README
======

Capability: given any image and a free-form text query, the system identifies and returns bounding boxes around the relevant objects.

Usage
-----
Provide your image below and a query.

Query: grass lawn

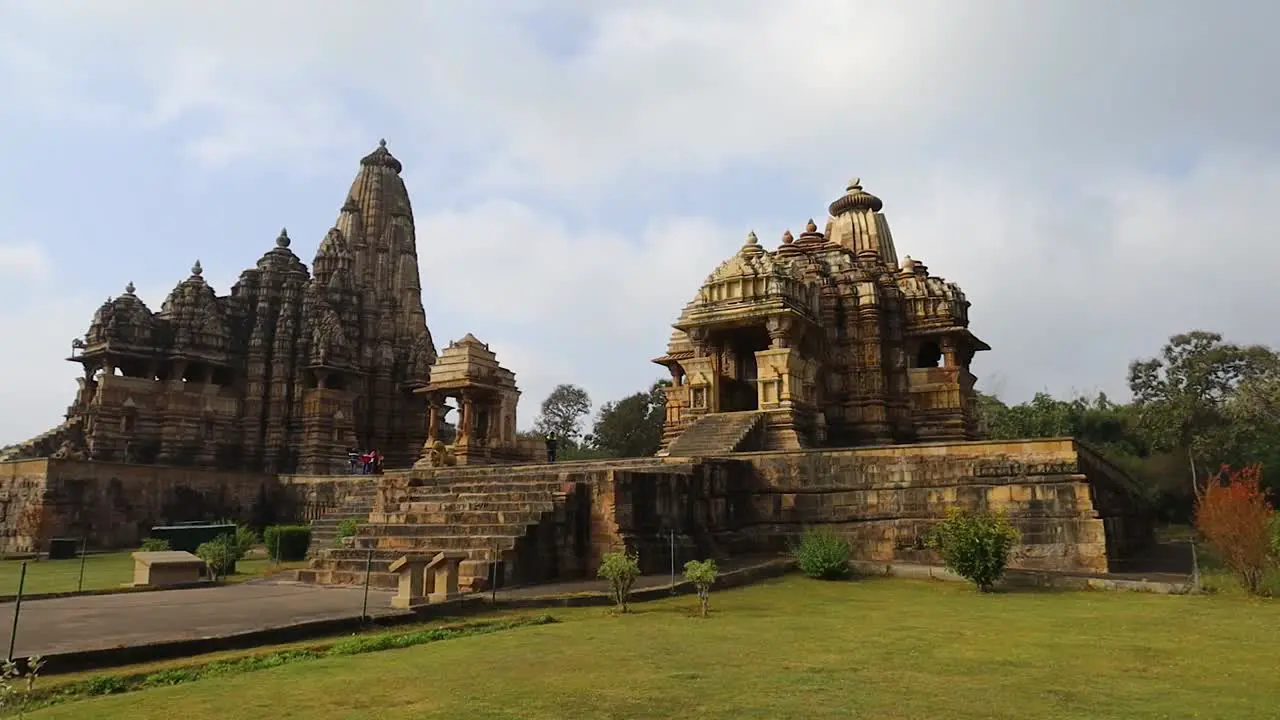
[0,551,305,595]
[22,575,1280,720]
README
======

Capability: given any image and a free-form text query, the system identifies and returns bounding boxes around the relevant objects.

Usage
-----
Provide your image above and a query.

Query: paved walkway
[0,582,398,658]
[0,555,786,660]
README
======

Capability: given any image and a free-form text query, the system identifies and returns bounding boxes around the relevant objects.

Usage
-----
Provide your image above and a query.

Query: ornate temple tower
[3,141,438,473]
[654,178,989,454]
[327,140,437,467]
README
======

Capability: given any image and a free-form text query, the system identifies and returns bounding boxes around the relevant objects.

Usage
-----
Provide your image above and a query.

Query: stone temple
[655,178,987,456]
[2,140,438,473]
[0,144,1156,592]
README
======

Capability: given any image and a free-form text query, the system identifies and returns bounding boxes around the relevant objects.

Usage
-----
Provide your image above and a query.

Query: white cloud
[0,243,51,282]
[1,0,1278,444]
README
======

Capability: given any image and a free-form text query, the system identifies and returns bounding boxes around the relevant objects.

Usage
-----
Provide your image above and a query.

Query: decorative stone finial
[379,138,387,148]
[829,177,883,215]
[782,230,794,244]
[746,231,758,246]
[806,219,818,233]
[277,228,291,248]
[191,259,203,277]
[125,281,135,295]
[361,138,403,174]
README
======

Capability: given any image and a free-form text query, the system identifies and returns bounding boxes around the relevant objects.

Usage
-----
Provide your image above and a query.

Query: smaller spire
[379,138,387,148]
[806,219,818,233]
[277,228,291,248]
[782,230,794,244]
[746,231,758,246]
[125,281,135,295]
[191,259,203,277]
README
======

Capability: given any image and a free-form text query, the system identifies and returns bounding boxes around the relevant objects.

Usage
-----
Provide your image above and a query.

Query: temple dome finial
[125,281,135,295]
[829,176,883,216]
[191,259,203,277]
[277,228,290,248]
[360,139,402,174]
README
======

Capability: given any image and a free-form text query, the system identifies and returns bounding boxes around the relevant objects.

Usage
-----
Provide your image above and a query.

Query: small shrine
[414,334,533,467]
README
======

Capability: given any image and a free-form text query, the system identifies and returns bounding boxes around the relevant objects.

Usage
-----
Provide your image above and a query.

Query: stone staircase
[665,411,764,457]
[305,479,388,556]
[297,458,683,591]
[0,417,83,461]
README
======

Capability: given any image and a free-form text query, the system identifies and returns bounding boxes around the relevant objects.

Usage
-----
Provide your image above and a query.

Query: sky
[1,0,1278,445]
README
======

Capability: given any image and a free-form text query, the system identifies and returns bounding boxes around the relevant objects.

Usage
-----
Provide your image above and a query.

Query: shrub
[231,526,259,558]
[335,518,359,545]
[196,537,237,579]
[791,529,852,580]
[683,559,719,618]
[0,654,43,717]
[1195,463,1276,596]
[265,525,312,562]
[597,550,641,613]
[927,508,1019,592]
[139,538,171,552]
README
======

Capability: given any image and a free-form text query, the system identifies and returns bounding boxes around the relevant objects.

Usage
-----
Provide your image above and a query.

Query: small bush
[792,529,852,580]
[196,537,238,579]
[232,526,259,558]
[335,518,359,545]
[683,559,719,618]
[597,550,641,613]
[264,525,312,562]
[139,538,170,552]
[1196,463,1276,596]
[928,508,1019,592]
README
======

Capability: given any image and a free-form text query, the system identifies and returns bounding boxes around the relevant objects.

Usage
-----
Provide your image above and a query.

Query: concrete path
[0,581,398,658]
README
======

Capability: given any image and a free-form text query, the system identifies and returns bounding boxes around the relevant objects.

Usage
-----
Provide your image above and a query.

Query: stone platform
[298,437,1153,592]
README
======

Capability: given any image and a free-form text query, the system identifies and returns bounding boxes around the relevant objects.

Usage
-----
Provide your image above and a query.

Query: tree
[588,380,669,458]
[597,550,641,613]
[1128,331,1279,493]
[683,559,719,617]
[533,384,592,446]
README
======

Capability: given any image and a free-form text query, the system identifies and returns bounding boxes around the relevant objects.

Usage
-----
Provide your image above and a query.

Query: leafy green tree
[1128,331,1279,493]
[683,559,719,617]
[533,384,592,447]
[588,380,669,458]
[597,550,642,613]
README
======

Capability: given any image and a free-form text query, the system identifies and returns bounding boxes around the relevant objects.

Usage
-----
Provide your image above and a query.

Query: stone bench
[388,551,468,609]
[131,550,206,588]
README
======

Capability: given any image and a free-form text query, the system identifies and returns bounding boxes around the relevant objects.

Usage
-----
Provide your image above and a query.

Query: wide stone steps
[369,509,548,525]
[350,534,524,552]
[666,411,762,457]
[355,522,530,538]
[401,490,563,504]
[408,457,674,480]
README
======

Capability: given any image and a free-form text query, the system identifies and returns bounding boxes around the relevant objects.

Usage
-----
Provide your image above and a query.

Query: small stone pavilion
[414,335,538,467]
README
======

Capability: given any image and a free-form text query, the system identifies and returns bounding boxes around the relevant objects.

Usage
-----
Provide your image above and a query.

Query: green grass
[0,551,305,596]
[19,575,1280,720]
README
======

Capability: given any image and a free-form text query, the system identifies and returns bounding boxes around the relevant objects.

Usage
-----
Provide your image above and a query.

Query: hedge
[264,525,312,562]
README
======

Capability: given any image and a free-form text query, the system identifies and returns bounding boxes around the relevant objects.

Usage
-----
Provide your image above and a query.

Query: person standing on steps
[545,431,558,463]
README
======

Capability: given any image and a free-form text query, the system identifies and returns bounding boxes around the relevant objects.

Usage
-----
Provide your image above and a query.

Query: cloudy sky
[0,0,1276,445]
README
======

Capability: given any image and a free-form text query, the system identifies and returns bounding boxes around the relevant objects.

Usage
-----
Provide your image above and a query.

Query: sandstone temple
[3,140,438,473]
[0,145,1157,593]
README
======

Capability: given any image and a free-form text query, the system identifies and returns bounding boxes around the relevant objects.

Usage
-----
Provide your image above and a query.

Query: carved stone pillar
[426,397,441,444]
[458,393,474,445]
[766,315,796,349]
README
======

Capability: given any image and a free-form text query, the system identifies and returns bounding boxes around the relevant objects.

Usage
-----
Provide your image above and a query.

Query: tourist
[373,449,384,475]
[360,450,374,475]
[347,447,360,474]
[545,431,558,463]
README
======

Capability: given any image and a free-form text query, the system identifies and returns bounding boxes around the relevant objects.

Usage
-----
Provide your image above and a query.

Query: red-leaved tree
[1194,463,1276,595]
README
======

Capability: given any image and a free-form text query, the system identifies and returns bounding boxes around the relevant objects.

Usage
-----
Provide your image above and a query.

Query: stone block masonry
[0,459,379,553]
